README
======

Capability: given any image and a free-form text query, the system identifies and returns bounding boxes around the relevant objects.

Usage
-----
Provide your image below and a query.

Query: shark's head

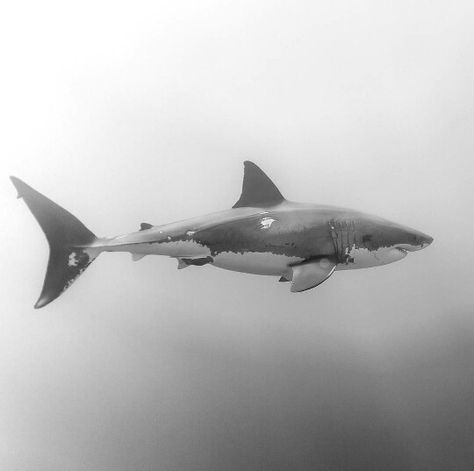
[336,214,434,269]
[370,220,433,264]
[357,215,433,253]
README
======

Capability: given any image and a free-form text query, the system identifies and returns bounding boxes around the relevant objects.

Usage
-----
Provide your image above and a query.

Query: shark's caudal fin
[10,177,100,309]
[233,161,285,208]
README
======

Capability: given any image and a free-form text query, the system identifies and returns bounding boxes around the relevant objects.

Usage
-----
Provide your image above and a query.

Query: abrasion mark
[260,217,276,230]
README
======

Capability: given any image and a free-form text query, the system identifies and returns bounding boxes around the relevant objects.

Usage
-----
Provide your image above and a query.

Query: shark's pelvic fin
[290,258,336,292]
[177,256,213,269]
[233,161,285,208]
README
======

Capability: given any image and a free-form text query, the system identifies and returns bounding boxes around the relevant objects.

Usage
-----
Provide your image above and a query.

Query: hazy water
[1,1,474,470]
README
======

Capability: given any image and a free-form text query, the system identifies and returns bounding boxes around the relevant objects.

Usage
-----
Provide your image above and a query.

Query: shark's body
[11,161,433,308]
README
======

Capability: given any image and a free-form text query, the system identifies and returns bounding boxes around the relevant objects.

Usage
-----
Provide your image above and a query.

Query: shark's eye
[362,234,372,243]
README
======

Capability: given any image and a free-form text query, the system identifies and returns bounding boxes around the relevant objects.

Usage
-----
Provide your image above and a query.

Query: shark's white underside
[118,240,408,276]
[212,251,304,276]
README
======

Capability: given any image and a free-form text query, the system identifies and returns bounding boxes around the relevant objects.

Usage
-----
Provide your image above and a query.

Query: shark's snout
[398,231,433,252]
[415,231,433,250]
[422,234,434,247]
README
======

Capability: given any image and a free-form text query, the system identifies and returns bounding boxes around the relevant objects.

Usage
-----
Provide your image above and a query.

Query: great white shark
[11,161,433,308]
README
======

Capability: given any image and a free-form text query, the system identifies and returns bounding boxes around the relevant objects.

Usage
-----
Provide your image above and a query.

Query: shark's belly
[212,251,304,276]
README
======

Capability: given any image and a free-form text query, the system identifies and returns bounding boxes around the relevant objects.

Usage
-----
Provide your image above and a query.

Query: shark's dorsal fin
[233,161,285,208]
[140,223,153,231]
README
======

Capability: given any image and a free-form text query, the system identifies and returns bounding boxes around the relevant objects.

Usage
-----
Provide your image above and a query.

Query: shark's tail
[10,177,101,309]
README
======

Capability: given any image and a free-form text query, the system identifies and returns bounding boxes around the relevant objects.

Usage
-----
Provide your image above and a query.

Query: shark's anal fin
[290,258,336,292]
[132,253,147,262]
[233,161,285,208]
[177,256,213,269]
[177,259,189,269]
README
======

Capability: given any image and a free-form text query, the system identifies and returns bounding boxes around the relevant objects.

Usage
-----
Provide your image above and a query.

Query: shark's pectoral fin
[290,258,336,292]
[177,256,213,269]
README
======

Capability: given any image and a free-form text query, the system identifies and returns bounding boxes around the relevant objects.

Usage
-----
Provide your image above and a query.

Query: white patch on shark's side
[212,251,303,276]
[260,217,276,230]
[336,246,407,270]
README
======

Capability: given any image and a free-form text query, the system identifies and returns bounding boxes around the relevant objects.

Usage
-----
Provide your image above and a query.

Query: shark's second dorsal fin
[140,223,153,231]
[233,161,285,208]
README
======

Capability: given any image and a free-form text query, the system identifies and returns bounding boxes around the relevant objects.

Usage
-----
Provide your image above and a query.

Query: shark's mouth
[396,247,408,254]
